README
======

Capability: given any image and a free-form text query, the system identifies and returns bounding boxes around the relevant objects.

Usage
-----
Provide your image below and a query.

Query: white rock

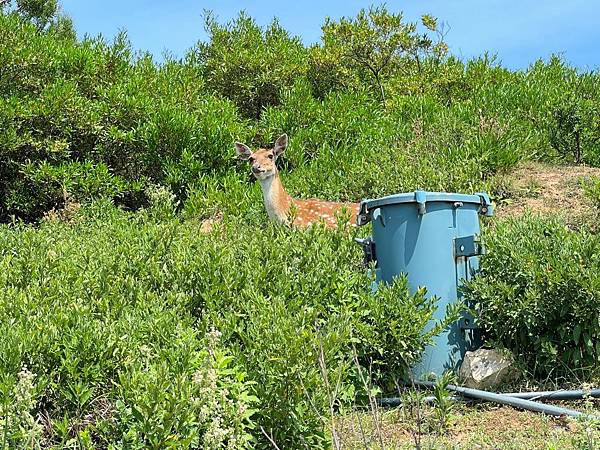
[459,348,519,390]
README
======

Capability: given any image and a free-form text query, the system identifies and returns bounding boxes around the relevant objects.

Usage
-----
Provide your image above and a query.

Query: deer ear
[235,142,252,160]
[273,134,288,158]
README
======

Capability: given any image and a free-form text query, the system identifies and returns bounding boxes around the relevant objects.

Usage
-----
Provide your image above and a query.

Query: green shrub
[549,95,600,164]
[0,12,253,221]
[0,209,259,447]
[0,367,44,447]
[310,6,447,104]
[307,43,358,100]
[583,176,600,208]
[112,329,256,449]
[172,219,450,446]
[191,12,307,119]
[0,203,454,447]
[1,0,60,30]
[463,216,600,377]
[260,85,384,169]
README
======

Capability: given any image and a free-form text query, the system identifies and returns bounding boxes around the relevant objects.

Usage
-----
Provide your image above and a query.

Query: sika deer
[235,134,359,228]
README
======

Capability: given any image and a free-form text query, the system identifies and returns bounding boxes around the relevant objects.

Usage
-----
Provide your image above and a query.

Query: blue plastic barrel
[356,190,493,379]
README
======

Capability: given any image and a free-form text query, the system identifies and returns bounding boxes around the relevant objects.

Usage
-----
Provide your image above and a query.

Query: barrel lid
[357,190,493,226]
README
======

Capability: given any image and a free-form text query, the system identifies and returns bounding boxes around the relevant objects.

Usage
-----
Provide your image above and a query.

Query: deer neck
[258,172,292,224]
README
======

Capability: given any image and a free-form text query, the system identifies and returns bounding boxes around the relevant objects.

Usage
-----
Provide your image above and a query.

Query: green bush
[466,55,600,163]
[0,203,455,447]
[111,330,257,449]
[0,12,252,221]
[549,95,600,164]
[583,176,600,208]
[191,12,307,119]
[463,216,600,376]
[1,0,60,30]
[3,6,600,223]
[309,6,448,104]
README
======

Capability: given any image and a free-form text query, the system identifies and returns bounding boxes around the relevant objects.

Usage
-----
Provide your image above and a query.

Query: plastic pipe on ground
[378,396,461,408]
[504,389,600,401]
[414,381,597,419]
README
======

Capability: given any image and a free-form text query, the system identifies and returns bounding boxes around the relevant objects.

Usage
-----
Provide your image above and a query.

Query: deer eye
[268,154,274,160]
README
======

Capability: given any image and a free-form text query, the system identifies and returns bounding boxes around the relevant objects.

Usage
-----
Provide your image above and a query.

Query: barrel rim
[357,190,493,226]
[360,190,488,208]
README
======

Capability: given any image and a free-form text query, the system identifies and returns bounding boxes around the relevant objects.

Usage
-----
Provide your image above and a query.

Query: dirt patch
[43,198,82,223]
[494,162,600,221]
[448,406,570,449]
[337,402,599,449]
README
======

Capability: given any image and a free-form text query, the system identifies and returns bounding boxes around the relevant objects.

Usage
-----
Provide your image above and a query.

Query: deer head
[235,134,288,181]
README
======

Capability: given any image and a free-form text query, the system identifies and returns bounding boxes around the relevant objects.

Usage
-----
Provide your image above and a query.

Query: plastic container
[356,190,493,379]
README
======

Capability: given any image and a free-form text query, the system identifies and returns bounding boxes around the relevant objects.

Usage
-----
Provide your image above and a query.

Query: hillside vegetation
[1,3,599,448]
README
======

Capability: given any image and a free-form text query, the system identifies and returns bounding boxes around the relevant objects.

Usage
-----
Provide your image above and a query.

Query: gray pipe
[504,389,600,401]
[380,389,600,406]
[414,381,597,419]
[378,395,461,407]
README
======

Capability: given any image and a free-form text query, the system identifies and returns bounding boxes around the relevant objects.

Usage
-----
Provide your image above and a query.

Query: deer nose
[252,166,264,174]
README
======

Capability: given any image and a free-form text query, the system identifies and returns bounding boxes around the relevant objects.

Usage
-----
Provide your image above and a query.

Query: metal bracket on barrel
[356,200,371,226]
[354,237,377,267]
[455,235,484,257]
[475,192,494,217]
[458,315,478,330]
[357,200,386,227]
[415,190,427,215]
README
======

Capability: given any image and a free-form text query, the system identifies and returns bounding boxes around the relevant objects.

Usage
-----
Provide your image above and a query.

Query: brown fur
[235,135,359,227]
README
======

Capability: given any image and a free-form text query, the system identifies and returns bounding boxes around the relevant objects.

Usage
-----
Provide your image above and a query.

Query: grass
[337,400,600,449]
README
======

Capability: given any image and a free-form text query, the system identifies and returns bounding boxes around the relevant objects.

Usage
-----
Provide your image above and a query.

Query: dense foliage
[464,216,600,378]
[1,6,599,223]
[1,2,600,447]
[192,12,307,119]
[0,200,454,447]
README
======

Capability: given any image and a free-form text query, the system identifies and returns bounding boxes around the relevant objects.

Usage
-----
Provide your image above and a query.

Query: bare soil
[337,400,600,449]
[199,212,223,233]
[494,162,600,221]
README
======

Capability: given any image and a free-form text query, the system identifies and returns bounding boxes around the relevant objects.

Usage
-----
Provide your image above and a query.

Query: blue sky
[60,0,600,70]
